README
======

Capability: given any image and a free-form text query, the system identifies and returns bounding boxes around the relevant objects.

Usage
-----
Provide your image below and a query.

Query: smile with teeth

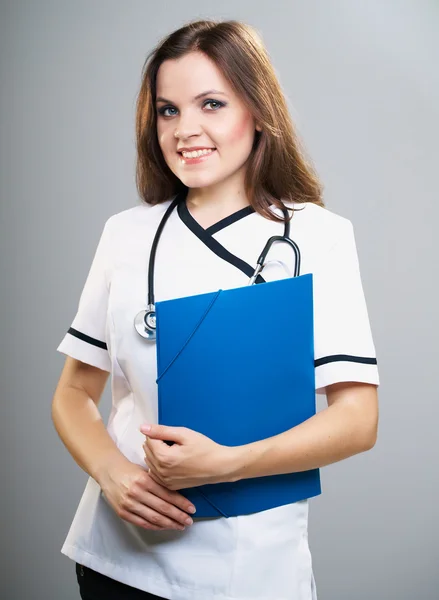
[180,148,215,158]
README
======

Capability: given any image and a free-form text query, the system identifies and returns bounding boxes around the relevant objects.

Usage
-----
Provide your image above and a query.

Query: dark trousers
[76,563,168,600]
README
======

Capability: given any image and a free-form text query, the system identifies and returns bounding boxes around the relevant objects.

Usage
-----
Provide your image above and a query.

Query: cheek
[157,120,174,150]
[157,128,168,152]
[225,113,255,146]
[157,132,177,168]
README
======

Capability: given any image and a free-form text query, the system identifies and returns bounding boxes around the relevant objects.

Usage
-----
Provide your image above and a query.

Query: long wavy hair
[135,19,324,222]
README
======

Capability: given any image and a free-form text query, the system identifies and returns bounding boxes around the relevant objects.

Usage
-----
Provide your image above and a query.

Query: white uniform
[57,196,379,600]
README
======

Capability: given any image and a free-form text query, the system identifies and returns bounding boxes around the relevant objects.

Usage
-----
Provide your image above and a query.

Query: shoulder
[283,201,354,252]
[99,200,176,250]
[96,200,175,267]
[104,200,173,231]
[287,200,352,233]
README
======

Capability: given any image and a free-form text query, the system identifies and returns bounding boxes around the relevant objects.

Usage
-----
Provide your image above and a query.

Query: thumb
[139,423,186,444]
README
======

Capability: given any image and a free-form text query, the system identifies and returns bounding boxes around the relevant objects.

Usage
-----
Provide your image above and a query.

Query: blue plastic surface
[155,274,321,517]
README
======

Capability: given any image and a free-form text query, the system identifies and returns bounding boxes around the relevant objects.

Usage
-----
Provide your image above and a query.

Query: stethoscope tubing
[136,193,301,340]
[147,194,182,310]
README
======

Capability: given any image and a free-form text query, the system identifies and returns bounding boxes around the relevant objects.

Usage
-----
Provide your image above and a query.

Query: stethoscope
[134,192,301,341]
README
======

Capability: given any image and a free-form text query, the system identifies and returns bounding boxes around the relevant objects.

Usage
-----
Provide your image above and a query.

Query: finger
[140,424,186,444]
[148,467,166,487]
[144,445,160,472]
[120,499,187,530]
[117,509,169,531]
[146,474,196,515]
[147,469,163,484]
[144,449,164,483]
[136,493,194,528]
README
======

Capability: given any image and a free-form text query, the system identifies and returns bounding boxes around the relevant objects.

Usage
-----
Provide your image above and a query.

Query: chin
[177,172,221,189]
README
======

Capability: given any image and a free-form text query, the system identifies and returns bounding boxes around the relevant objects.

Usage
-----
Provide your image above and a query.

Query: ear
[255,124,262,132]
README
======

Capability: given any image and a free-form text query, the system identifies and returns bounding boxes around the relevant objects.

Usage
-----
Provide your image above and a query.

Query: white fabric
[57,197,379,599]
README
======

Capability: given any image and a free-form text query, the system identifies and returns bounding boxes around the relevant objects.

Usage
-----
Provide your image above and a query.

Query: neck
[185,171,250,218]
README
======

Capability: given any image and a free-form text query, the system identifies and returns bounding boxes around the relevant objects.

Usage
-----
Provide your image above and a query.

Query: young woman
[52,19,379,600]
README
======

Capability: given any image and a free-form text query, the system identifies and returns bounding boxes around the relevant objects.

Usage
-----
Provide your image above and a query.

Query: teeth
[181,148,214,159]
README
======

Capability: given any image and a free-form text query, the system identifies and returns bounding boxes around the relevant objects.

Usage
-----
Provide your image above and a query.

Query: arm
[53,357,198,528]
[140,382,378,488]
[142,219,380,489]
[51,356,127,482]
[225,381,378,482]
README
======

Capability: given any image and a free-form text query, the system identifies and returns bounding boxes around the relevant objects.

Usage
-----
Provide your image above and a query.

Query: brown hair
[135,19,324,223]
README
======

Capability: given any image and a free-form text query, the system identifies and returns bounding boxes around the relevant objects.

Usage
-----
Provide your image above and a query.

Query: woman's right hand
[97,457,196,531]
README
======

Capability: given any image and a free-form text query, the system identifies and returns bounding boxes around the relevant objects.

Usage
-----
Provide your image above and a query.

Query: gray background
[1,1,437,599]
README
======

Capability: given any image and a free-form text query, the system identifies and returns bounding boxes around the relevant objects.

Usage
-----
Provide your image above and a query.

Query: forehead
[156,52,233,100]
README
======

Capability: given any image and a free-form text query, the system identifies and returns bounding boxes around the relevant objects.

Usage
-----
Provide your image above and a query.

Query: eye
[158,105,178,117]
[203,99,225,111]
[157,99,226,118]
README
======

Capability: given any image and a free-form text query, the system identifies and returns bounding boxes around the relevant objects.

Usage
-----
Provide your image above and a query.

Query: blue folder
[155,273,321,518]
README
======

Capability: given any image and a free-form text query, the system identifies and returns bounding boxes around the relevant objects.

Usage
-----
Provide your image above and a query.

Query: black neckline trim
[205,205,255,235]
[315,354,378,367]
[177,198,265,283]
[178,197,255,235]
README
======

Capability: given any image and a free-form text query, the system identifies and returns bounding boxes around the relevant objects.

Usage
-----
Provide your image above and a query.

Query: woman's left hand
[140,424,237,491]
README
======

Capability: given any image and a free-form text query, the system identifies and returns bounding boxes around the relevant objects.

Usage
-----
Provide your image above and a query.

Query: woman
[52,19,379,600]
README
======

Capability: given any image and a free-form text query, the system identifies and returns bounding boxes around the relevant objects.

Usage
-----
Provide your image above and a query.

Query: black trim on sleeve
[315,354,377,367]
[178,199,265,283]
[68,327,108,350]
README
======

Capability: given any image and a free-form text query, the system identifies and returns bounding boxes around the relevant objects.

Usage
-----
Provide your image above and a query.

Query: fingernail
[185,517,193,525]
[188,506,196,514]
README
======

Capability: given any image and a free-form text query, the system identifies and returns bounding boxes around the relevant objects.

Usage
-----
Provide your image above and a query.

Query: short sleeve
[313,219,379,394]
[56,217,114,372]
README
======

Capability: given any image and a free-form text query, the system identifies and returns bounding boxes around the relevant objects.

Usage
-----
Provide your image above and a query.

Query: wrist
[220,443,264,483]
[93,451,129,486]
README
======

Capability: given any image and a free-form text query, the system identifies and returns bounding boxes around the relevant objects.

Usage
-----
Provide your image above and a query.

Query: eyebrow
[155,90,228,104]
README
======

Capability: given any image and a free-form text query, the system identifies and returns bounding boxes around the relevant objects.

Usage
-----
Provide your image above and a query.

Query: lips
[178,148,217,165]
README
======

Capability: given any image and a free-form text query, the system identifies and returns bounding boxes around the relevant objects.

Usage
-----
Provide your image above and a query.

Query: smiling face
[155,51,260,193]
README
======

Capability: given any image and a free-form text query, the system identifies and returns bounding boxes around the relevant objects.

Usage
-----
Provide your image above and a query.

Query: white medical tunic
[57,196,379,600]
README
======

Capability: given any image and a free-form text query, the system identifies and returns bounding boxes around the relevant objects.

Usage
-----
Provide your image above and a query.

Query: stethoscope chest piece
[134,305,156,340]
[132,192,301,344]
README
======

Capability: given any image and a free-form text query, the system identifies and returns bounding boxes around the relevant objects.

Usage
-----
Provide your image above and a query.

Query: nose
[173,110,202,141]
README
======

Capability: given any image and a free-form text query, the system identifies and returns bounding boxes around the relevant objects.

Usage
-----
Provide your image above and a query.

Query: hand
[140,424,235,491]
[97,456,196,531]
